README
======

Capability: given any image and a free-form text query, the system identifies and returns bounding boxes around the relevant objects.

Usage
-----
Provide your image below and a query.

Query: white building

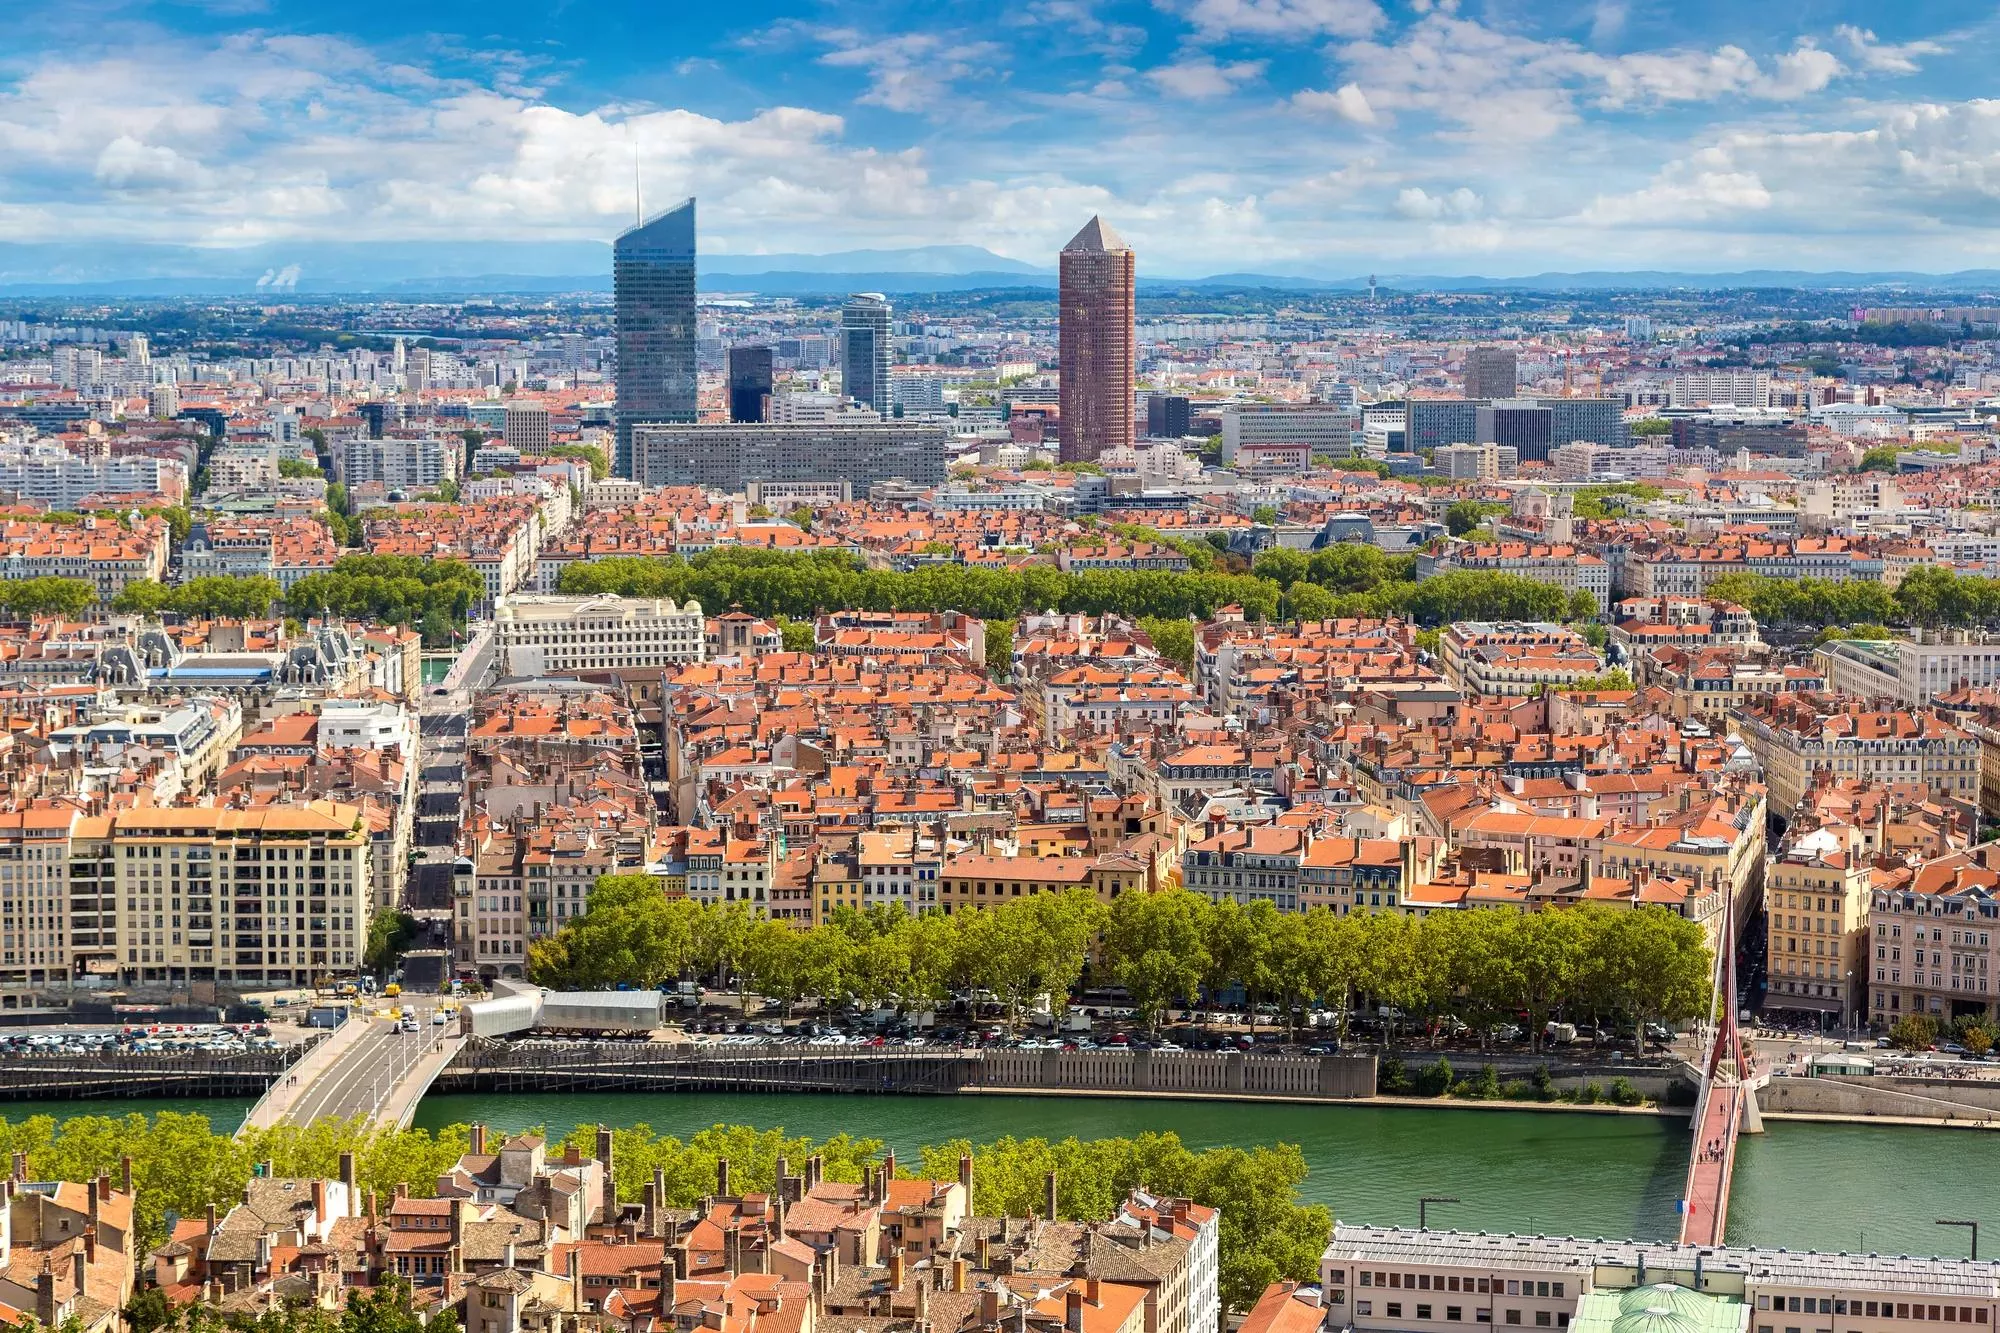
[1670,370,1771,409]
[494,593,707,675]
[1815,633,2000,704]
[339,436,462,491]
[316,698,414,756]
[0,444,187,509]
[1219,404,1353,463]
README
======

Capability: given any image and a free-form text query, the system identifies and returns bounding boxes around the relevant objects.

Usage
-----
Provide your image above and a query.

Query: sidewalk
[375,1034,466,1130]
[236,1014,371,1136]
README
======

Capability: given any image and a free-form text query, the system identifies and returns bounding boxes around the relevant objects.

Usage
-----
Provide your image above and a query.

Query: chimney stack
[953,1258,968,1293]
[471,1124,488,1156]
[1045,1171,1058,1222]
[981,1286,1001,1326]
[717,1157,731,1199]
[889,1249,906,1291]
[882,1150,896,1184]
[1087,1277,1101,1307]
[958,1155,974,1205]
[1065,1288,1084,1332]
[597,1126,616,1196]
[661,1253,678,1313]
[339,1152,357,1217]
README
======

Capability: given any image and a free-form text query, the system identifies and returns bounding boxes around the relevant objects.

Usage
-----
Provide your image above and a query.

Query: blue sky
[3,0,1999,275]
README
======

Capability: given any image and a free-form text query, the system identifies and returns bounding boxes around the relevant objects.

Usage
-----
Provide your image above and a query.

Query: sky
[3,0,2000,276]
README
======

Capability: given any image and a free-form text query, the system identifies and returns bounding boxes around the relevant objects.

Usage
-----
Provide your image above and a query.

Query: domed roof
[1619,1286,1710,1319]
[1611,1309,1701,1333]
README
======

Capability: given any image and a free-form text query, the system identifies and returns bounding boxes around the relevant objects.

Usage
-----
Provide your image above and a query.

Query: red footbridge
[1676,890,1769,1247]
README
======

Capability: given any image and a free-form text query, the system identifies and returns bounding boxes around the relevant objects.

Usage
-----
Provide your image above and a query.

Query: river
[4,1090,1989,1255]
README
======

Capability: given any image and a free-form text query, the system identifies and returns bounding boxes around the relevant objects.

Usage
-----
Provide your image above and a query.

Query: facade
[727,345,773,423]
[1321,1224,2000,1333]
[1440,622,1602,696]
[630,421,948,491]
[1671,370,1773,408]
[1146,395,1191,439]
[613,198,698,479]
[841,295,893,416]
[495,594,707,675]
[1540,397,1628,448]
[1733,694,1981,814]
[1404,399,1481,455]
[1058,217,1137,464]
[1220,404,1353,464]
[1815,634,2000,705]
[0,446,186,510]
[1463,345,1517,400]
[1764,824,1872,1026]
[1869,843,2000,1027]
[502,403,550,454]
[339,436,461,491]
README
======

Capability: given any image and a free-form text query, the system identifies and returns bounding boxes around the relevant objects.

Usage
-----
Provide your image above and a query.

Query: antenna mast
[630,130,643,226]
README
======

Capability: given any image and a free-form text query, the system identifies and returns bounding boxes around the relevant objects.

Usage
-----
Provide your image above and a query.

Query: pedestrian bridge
[1676,893,1769,1247]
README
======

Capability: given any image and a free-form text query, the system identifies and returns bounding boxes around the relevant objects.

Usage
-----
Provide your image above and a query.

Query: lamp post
[1937,1220,1979,1260]
[1419,1196,1460,1231]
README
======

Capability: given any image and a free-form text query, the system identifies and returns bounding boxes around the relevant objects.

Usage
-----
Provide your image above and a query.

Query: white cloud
[1147,56,1267,99]
[1167,0,1385,41]
[1393,185,1482,219]
[1835,25,1944,75]
[1579,170,1772,225]
[1291,82,1376,124]
[811,30,1007,113]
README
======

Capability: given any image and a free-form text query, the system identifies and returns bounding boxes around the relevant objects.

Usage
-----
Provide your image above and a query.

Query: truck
[1544,1021,1579,1046]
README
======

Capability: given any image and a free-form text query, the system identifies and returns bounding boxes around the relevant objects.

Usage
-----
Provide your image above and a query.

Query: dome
[1611,1309,1701,1333]
[1619,1286,1710,1319]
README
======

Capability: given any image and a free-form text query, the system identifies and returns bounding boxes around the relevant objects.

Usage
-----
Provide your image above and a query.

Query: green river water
[2,1091,1990,1257]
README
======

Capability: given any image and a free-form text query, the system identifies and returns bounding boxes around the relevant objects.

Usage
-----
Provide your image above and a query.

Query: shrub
[1578,1081,1605,1105]
[1416,1057,1456,1097]
[1608,1077,1643,1106]
[1379,1054,1412,1094]
[1530,1063,1554,1099]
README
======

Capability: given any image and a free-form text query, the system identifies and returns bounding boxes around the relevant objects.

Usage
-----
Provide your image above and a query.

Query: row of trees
[287,555,485,646]
[1708,567,2000,631]
[0,577,98,618]
[529,879,1711,1051]
[1100,890,1709,1050]
[557,547,1592,632]
[113,575,283,619]
[0,1111,1325,1317]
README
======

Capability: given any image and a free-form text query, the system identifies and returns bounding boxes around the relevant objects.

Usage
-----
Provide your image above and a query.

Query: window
[1449,1309,1463,1322]
[1389,1306,1403,1319]
[1535,1315,1551,1328]
[1506,1313,1521,1327]
[1358,1304,1372,1318]
[1419,1306,1433,1320]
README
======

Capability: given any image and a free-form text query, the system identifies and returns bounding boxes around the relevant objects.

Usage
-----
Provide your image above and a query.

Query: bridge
[237,1002,464,1136]
[1676,886,1769,1247]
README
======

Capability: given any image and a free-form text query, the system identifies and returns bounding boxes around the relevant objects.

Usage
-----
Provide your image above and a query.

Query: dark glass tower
[614,198,698,479]
[841,293,892,415]
[727,345,773,423]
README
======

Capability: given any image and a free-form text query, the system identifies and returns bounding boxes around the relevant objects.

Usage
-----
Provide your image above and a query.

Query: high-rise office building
[728,346,774,423]
[841,294,892,415]
[1403,399,1482,455]
[1146,395,1191,439]
[614,198,698,479]
[1463,345,1518,401]
[631,421,948,492]
[504,402,551,454]
[1058,216,1136,464]
[1539,397,1628,448]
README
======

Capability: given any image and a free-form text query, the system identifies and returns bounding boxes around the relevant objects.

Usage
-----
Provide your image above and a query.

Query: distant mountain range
[2,239,1999,297]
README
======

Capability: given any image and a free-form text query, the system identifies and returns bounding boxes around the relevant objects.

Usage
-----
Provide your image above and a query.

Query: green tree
[1103,888,1211,1029]
[1889,1012,1939,1051]
[1445,499,1487,537]
[1252,505,1280,525]
[1857,445,1899,473]
[279,457,322,478]
[1138,616,1195,674]
[0,578,98,618]
[364,908,417,976]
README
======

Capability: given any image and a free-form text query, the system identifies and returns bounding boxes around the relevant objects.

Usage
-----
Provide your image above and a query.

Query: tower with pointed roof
[614,198,698,480]
[1058,216,1136,464]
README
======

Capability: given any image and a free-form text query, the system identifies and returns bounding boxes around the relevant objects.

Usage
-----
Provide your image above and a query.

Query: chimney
[717,1157,731,1199]
[35,1261,55,1326]
[450,1200,465,1247]
[84,1232,95,1266]
[807,1155,823,1191]
[977,1236,991,1269]
[661,1253,678,1313]
[597,1125,616,1194]
[882,1150,896,1185]
[339,1152,357,1217]
[11,1150,25,1181]
[775,1155,788,1190]
[981,1286,1001,1326]
[87,1178,99,1228]
[773,1193,787,1240]
[366,1189,378,1223]
[1065,1287,1084,1332]
[953,1258,968,1293]
[395,1183,410,1200]
[644,1182,658,1237]
[1045,1172,1058,1222]
[653,1167,668,1233]
[958,1155,974,1205]
[725,1224,743,1276]
[504,1241,517,1269]
[311,1179,327,1224]
[73,1249,87,1299]
[471,1123,488,1156]
[205,1204,217,1238]
[1087,1277,1101,1307]
[890,1249,906,1291]
[569,1245,582,1313]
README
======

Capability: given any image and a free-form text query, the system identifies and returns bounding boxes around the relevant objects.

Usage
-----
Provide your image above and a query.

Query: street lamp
[1419,1196,1460,1231]
[1938,1220,1979,1260]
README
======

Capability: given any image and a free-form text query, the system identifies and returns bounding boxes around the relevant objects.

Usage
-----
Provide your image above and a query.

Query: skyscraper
[841,294,892,415]
[1058,216,1135,464]
[614,198,698,479]
[1463,345,1518,401]
[728,346,774,424]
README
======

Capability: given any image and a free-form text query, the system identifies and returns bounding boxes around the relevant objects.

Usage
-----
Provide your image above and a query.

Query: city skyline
[3,3,1999,276]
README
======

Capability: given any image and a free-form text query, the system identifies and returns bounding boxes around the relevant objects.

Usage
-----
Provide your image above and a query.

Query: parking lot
[0,1022,303,1057]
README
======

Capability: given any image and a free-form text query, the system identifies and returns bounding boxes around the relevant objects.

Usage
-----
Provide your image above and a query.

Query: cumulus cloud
[1393,185,1482,220]
[809,30,1007,112]
[1147,56,1267,99]
[1835,25,1944,75]
[1291,82,1376,124]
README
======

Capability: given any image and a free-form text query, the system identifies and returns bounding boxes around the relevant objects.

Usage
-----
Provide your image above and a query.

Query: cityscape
[5,1,2000,1332]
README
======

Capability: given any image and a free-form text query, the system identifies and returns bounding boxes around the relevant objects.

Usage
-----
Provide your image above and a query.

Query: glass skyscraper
[614,198,698,479]
[840,293,892,416]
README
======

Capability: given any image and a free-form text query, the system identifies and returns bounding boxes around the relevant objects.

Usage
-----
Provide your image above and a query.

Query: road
[279,1005,447,1126]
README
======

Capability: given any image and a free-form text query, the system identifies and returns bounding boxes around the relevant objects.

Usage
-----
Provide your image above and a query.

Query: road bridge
[237,1002,464,1135]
